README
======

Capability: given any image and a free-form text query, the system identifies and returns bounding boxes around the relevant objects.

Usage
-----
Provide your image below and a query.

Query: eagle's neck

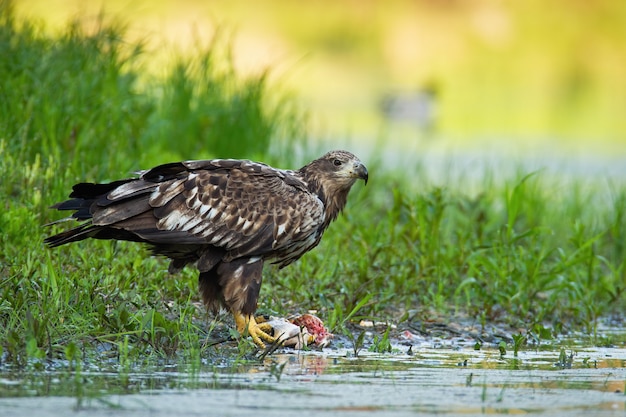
[298,166,350,229]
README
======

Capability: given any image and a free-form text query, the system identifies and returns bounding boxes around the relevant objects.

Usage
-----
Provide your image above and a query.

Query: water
[2,343,625,417]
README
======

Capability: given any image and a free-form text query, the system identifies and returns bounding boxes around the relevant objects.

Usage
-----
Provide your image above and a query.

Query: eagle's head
[300,150,368,223]
[309,150,368,189]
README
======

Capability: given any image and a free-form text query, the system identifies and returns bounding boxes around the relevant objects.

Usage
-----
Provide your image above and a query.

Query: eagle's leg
[233,311,276,348]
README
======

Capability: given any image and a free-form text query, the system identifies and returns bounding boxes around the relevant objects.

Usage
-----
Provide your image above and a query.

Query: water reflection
[1,345,625,416]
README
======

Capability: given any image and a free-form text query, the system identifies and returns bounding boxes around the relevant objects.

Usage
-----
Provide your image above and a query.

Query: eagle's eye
[333,159,343,167]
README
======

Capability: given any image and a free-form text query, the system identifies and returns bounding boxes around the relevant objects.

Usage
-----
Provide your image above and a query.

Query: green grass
[1,3,626,366]
[271,170,626,331]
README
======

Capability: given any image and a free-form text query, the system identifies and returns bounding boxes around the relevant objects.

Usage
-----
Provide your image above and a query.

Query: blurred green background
[2,1,626,361]
[15,0,626,158]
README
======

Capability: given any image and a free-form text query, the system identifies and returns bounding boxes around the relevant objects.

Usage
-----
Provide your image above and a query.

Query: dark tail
[45,179,135,247]
[44,223,99,247]
[50,180,134,220]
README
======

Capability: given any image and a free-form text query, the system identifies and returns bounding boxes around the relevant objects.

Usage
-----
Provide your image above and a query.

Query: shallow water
[1,343,625,417]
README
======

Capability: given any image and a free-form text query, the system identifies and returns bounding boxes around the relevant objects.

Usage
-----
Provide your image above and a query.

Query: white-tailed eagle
[46,150,368,347]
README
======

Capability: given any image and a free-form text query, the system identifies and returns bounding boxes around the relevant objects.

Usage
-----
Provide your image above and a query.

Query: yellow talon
[233,312,276,348]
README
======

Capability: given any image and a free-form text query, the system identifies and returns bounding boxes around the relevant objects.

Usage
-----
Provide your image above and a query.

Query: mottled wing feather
[133,160,326,261]
[91,181,158,225]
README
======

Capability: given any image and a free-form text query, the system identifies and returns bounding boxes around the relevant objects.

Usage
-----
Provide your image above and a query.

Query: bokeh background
[3,0,626,370]
[16,0,626,163]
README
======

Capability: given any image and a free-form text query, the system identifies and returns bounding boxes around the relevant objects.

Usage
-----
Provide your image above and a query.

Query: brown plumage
[46,150,368,347]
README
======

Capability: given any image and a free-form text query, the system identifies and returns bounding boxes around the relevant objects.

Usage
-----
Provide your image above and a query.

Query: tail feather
[45,223,150,247]
[50,198,94,220]
[46,178,150,247]
[44,223,97,247]
[49,180,134,220]
[69,180,134,200]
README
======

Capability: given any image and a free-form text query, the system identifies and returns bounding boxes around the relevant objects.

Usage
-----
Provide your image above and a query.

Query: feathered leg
[215,257,279,348]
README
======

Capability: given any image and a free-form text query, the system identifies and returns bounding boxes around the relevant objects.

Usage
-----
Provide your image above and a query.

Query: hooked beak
[354,162,368,185]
